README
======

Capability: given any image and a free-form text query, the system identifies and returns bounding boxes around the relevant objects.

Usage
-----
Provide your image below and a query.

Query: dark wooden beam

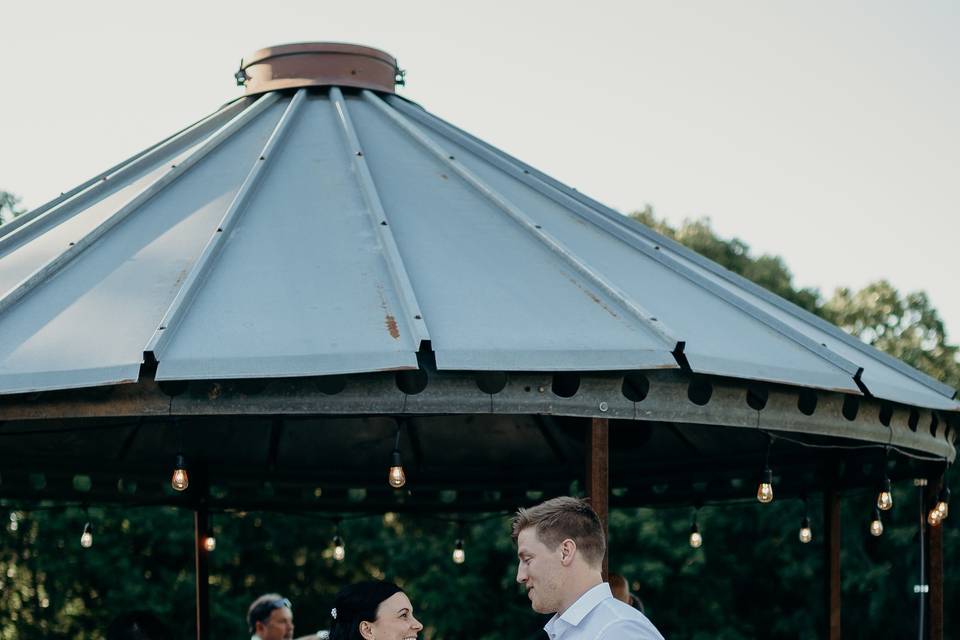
[586,417,609,578]
[823,461,842,640]
[925,478,943,640]
[194,471,210,640]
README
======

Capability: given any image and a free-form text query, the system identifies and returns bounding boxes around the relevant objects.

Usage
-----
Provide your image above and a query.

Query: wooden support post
[193,465,210,640]
[586,417,609,579]
[924,479,944,640]
[823,465,842,640]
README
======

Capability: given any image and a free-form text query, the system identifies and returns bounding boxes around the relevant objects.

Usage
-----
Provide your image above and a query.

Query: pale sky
[2,1,958,346]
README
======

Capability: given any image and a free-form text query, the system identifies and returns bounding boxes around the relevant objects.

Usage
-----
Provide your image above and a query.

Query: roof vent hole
[929,412,939,438]
[315,375,347,395]
[551,373,580,398]
[842,395,860,421]
[396,369,428,395]
[621,374,650,402]
[687,378,712,406]
[878,402,893,427]
[476,372,508,395]
[907,408,919,432]
[746,385,768,411]
[797,389,817,416]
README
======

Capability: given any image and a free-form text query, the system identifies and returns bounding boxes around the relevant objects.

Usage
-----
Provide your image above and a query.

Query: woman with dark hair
[328,580,423,640]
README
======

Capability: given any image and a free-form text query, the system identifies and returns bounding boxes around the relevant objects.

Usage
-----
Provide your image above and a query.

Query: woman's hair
[328,580,403,640]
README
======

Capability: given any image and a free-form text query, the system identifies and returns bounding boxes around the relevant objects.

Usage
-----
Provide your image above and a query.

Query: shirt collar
[543,581,612,635]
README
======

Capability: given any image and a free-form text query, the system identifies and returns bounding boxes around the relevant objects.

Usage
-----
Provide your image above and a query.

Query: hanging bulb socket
[452,539,466,564]
[171,454,190,492]
[757,467,774,504]
[80,522,93,548]
[869,508,883,537]
[388,449,406,489]
[799,516,812,544]
[876,477,893,511]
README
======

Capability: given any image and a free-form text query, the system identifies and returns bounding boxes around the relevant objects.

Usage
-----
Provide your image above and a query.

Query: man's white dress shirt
[543,583,665,640]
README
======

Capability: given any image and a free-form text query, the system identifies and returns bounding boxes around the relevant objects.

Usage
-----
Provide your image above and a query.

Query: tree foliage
[0,190,25,225]
[1,204,957,639]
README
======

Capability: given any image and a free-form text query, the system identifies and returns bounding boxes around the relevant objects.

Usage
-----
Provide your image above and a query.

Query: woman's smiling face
[360,591,423,640]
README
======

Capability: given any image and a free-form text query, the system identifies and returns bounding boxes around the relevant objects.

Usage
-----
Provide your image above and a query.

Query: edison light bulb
[388,465,406,488]
[799,518,812,544]
[927,508,942,527]
[689,524,702,549]
[171,454,189,491]
[757,468,774,504]
[80,523,93,548]
[452,540,466,564]
[877,478,893,511]
[870,512,884,537]
[333,535,346,561]
[388,450,406,488]
[934,487,950,520]
[203,536,216,552]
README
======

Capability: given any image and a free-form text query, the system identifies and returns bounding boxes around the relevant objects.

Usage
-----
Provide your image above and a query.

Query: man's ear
[359,620,376,640]
[559,538,577,566]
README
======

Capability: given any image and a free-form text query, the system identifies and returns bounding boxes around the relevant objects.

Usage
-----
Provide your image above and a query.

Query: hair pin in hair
[330,607,337,620]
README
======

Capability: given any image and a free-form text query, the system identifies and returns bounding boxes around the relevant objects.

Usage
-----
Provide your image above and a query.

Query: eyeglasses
[251,597,293,626]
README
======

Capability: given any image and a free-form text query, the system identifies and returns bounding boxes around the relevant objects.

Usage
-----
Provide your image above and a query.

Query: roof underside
[0,87,956,414]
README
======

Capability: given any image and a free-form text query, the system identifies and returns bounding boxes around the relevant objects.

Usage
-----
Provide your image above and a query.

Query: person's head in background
[248,593,295,640]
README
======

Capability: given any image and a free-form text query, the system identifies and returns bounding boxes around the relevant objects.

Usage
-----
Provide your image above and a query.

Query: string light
[876,476,893,511]
[798,498,812,543]
[934,486,950,521]
[80,522,93,548]
[388,425,406,489]
[171,454,189,492]
[452,539,466,564]
[203,535,216,552]
[799,516,812,544]
[757,467,774,504]
[332,520,346,561]
[689,510,703,548]
[869,508,883,537]
[756,437,774,504]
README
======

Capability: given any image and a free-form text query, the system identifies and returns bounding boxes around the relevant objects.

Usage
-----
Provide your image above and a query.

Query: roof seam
[387,96,957,401]
[0,99,250,257]
[0,93,280,321]
[366,90,681,351]
[330,87,430,348]
[145,90,297,360]
[385,96,866,382]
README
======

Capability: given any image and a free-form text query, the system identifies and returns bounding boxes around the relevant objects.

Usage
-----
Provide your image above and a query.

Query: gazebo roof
[0,43,955,511]
[0,72,955,412]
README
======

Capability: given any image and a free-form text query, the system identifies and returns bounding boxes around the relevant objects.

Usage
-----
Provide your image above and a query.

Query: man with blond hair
[513,496,664,639]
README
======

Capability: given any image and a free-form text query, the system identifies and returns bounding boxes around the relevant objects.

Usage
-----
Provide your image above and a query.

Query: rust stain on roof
[385,314,400,339]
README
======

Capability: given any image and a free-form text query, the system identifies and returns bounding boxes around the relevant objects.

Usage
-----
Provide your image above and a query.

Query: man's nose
[516,563,526,583]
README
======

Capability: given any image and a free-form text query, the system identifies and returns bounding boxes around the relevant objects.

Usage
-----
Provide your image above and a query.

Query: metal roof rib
[0,93,279,319]
[392,98,956,401]
[0,99,249,256]
[387,96,863,383]
[145,90,304,361]
[329,87,430,347]
[364,90,681,351]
